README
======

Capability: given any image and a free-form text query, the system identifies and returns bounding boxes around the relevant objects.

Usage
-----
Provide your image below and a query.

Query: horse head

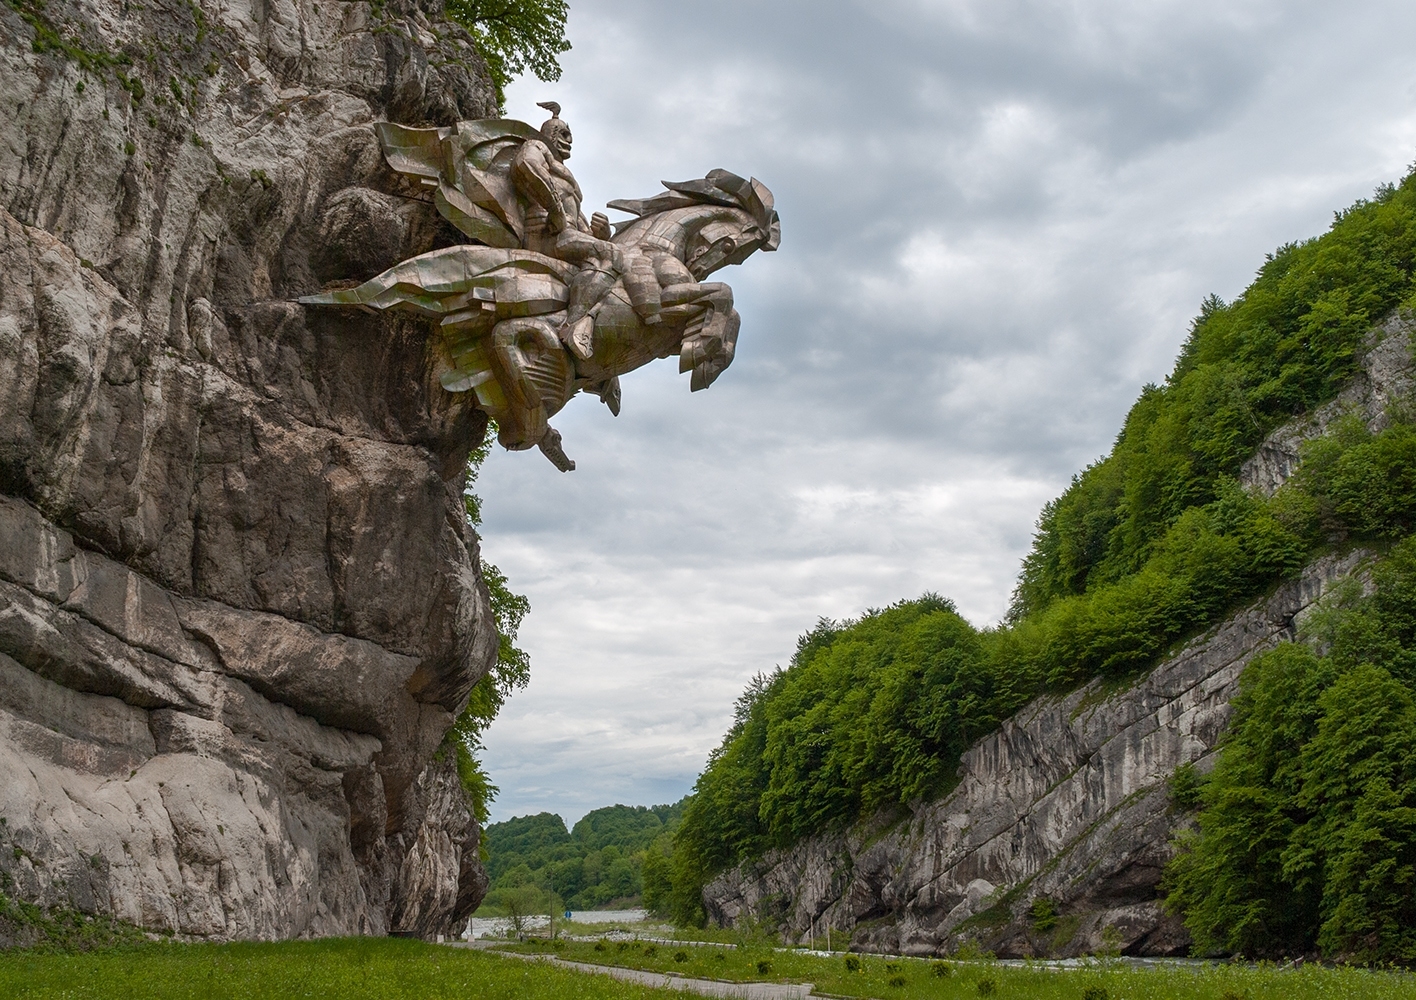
[607,169,780,278]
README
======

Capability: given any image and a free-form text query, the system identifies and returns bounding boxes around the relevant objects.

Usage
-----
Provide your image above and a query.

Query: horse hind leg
[537,426,576,472]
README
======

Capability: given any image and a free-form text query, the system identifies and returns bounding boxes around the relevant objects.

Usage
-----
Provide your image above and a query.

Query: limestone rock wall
[703,552,1368,957]
[0,0,500,939]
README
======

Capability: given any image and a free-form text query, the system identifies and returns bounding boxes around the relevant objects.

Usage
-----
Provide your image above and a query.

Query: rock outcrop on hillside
[1240,312,1416,496]
[704,553,1368,957]
[0,0,500,940]
[703,319,1415,959]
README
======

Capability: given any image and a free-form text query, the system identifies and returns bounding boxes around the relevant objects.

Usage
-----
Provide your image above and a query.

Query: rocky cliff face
[703,319,1415,959]
[0,0,500,940]
[704,553,1368,958]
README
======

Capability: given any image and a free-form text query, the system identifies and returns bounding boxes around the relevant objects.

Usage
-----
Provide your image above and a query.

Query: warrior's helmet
[538,101,572,158]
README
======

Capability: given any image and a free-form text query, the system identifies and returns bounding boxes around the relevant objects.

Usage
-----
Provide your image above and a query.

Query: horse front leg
[660,282,738,390]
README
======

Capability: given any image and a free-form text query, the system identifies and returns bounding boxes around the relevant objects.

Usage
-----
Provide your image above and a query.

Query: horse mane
[607,170,780,252]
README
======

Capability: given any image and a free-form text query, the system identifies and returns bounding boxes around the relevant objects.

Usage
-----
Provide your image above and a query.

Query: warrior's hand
[591,212,612,240]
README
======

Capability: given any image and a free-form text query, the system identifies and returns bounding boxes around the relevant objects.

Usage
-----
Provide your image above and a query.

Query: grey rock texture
[703,551,1370,958]
[0,0,500,939]
[1240,312,1416,495]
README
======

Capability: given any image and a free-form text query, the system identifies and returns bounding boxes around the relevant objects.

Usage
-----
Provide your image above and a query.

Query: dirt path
[453,943,818,999]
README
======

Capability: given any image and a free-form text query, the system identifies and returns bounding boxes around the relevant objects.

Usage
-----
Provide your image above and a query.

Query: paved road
[454,942,818,999]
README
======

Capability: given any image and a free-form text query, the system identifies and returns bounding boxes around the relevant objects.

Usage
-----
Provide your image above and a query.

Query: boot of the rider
[624,255,662,325]
[560,267,617,360]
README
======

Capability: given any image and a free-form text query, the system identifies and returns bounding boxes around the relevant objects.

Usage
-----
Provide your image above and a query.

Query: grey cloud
[475,0,1416,824]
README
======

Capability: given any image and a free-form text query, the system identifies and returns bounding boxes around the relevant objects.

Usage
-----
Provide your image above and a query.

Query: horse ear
[663,177,738,207]
[606,192,698,217]
[749,178,774,214]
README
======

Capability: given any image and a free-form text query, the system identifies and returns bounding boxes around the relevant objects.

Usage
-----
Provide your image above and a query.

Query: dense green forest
[1165,538,1416,962]
[655,169,1416,962]
[478,801,685,912]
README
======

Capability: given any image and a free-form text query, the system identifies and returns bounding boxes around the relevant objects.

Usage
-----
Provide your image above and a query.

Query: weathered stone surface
[703,551,1370,958]
[0,0,500,939]
[1241,312,1416,495]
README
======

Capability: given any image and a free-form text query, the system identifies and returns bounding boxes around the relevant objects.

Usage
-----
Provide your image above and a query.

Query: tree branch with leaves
[444,0,571,108]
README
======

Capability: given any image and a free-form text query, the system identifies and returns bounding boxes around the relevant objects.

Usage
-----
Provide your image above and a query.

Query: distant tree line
[658,171,1416,963]
[478,801,686,914]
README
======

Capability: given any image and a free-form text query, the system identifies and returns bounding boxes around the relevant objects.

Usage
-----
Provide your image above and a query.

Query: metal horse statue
[300,106,779,471]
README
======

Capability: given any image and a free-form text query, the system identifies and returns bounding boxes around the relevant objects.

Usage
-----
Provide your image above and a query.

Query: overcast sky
[476,0,1416,826]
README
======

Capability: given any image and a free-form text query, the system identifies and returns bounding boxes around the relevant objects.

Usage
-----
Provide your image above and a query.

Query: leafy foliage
[663,169,1416,953]
[446,427,532,825]
[444,0,571,107]
[480,882,562,938]
[479,801,687,912]
[1012,178,1416,618]
[0,892,149,952]
[1166,541,1416,963]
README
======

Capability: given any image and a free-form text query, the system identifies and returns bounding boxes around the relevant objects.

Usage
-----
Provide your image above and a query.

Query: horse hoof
[538,427,577,472]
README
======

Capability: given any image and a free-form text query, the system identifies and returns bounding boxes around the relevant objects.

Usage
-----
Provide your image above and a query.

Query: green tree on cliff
[447,426,532,825]
[445,0,571,107]
[1166,543,1416,962]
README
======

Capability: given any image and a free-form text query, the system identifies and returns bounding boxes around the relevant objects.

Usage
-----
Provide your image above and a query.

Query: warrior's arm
[511,142,568,233]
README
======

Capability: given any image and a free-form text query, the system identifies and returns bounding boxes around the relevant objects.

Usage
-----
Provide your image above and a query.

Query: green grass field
[0,938,672,999]
[503,938,1416,999]
[2,935,1413,999]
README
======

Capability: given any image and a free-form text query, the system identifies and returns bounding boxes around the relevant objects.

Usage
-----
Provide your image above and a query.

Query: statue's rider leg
[623,252,662,326]
[554,231,621,359]
[554,232,662,359]
[560,265,618,359]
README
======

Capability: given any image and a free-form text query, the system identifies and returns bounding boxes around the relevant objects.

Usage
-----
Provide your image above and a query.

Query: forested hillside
[660,169,1416,962]
[478,801,685,912]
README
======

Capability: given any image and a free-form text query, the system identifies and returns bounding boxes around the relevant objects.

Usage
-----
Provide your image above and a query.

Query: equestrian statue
[300,103,780,471]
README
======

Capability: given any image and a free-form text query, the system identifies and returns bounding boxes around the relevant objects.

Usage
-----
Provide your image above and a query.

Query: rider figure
[511,103,661,358]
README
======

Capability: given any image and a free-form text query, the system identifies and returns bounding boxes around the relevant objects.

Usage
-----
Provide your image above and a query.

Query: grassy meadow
[502,937,1416,999]
[0,932,1412,998]
[0,938,672,1000]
